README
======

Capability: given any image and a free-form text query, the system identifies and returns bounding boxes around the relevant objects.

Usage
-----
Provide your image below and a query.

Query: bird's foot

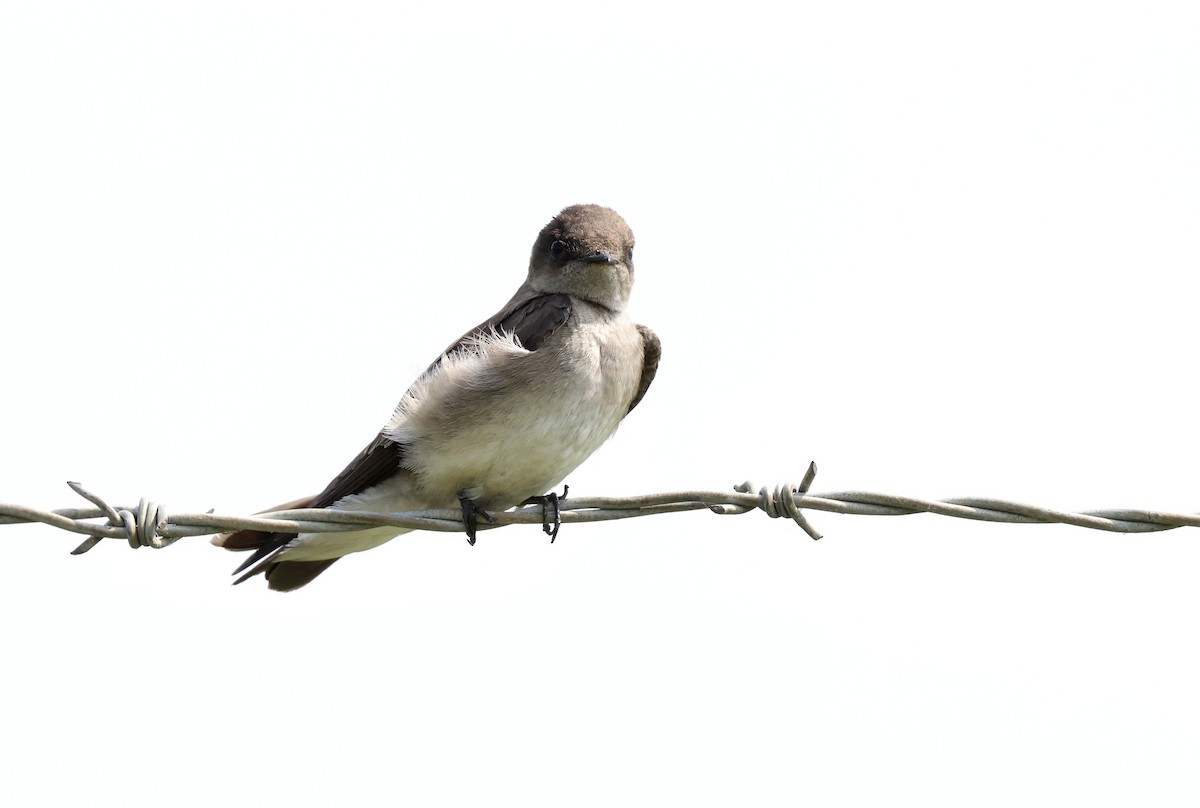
[458,495,494,546]
[523,485,568,543]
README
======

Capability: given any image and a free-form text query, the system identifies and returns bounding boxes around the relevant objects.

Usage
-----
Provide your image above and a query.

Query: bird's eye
[550,240,566,256]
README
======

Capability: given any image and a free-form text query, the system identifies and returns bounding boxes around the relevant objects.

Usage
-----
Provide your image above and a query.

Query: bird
[213,204,661,591]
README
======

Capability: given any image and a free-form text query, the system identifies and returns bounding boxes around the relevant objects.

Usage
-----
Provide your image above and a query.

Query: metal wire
[4,462,1200,555]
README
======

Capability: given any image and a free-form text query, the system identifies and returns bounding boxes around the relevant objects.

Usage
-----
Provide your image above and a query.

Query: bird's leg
[458,495,494,546]
[522,484,568,543]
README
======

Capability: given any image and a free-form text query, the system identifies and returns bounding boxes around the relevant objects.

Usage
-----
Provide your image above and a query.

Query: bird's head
[527,204,636,311]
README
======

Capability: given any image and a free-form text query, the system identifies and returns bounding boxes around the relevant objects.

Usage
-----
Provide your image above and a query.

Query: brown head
[526,204,636,311]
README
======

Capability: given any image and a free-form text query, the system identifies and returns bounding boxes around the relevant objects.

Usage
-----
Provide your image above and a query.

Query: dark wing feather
[627,324,661,414]
[435,292,573,364]
[309,433,404,509]
[492,292,573,350]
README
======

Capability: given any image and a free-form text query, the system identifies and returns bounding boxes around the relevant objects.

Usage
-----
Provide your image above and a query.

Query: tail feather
[231,537,289,576]
[264,559,340,592]
[216,528,281,552]
[211,496,316,551]
[214,496,341,591]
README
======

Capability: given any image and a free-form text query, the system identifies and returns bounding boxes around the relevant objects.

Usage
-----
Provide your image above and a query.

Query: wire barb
[724,461,823,540]
[62,482,178,553]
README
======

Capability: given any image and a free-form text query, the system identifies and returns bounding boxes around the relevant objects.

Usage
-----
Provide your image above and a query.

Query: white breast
[385,309,644,509]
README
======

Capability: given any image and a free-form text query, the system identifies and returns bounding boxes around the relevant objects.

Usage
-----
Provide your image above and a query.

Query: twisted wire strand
[3,463,1200,553]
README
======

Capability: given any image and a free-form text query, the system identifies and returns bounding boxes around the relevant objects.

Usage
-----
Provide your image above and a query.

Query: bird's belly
[420,400,623,509]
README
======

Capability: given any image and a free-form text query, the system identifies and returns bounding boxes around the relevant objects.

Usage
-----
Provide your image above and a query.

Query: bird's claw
[458,496,494,546]
[523,485,568,543]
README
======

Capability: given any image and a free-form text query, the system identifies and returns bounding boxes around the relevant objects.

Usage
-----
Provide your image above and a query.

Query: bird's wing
[247,292,575,520]
[313,292,574,508]
[308,433,405,508]
[627,324,661,414]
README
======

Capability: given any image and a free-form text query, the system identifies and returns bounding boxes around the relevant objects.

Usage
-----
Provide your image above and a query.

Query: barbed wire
[4,463,1200,556]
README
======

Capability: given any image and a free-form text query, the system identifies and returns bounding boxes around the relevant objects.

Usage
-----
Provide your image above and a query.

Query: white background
[2,1,1198,805]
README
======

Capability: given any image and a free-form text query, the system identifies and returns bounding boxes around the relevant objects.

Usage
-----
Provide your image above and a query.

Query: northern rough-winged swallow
[214,204,661,591]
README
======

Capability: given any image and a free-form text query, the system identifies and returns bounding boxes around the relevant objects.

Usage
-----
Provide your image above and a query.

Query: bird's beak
[583,250,617,264]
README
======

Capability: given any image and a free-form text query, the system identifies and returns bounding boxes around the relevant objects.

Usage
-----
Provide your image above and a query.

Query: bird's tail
[211,495,316,551]
[212,495,340,591]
